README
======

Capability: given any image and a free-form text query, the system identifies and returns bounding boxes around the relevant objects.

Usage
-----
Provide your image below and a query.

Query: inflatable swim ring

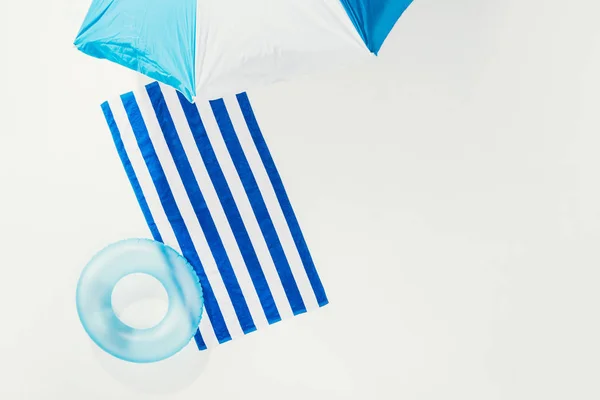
[76,238,203,363]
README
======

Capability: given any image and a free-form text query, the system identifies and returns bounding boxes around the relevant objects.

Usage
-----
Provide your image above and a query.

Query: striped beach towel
[100,82,328,350]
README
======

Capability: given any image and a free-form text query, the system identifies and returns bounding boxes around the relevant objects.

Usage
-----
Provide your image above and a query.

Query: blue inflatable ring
[76,238,203,363]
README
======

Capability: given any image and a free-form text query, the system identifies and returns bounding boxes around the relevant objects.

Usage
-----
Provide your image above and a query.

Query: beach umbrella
[74,0,414,102]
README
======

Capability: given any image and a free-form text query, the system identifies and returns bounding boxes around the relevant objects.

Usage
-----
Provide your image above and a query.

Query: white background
[2,0,600,398]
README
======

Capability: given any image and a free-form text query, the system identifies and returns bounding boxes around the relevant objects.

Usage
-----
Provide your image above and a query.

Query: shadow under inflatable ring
[76,238,204,363]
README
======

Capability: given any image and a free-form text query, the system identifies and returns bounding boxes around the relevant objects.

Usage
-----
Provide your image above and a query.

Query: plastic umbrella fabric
[74,0,414,102]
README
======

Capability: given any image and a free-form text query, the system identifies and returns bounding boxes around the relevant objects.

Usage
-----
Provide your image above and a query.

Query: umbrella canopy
[74,0,414,102]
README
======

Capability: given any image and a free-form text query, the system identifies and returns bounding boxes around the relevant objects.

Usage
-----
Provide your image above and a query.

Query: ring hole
[111,273,169,330]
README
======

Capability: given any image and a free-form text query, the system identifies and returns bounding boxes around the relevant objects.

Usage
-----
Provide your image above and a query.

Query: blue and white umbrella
[74,0,414,102]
